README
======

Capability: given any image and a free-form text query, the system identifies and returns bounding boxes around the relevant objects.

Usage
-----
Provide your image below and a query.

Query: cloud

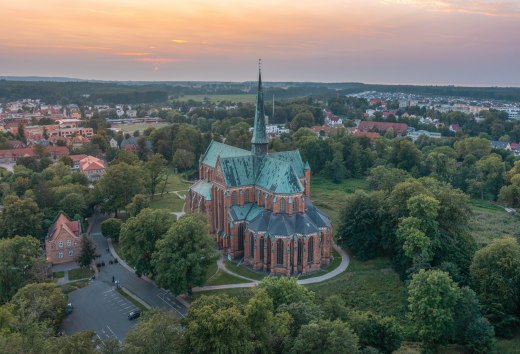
[381,0,520,18]
[133,57,180,63]
[114,52,152,56]
[171,39,188,43]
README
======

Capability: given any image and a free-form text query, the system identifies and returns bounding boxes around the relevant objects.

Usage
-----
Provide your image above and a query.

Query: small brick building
[187,69,333,276]
[45,212,82,265]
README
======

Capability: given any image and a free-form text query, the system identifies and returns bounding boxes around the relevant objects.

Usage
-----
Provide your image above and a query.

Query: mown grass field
[311,176,369,226]
[112,122,171,133]
[149,193,185,213]
[175,94,256,104]
[68,267,94,281]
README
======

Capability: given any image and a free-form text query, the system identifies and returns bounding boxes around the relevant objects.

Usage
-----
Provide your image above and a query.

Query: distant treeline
[1,79,520,104]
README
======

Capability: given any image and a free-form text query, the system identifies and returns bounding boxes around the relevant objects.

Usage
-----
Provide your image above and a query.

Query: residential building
[78,156,106,180]
[45,212,82,265]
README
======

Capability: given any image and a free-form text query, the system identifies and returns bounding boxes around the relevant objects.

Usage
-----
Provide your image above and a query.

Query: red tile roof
[358,121,408,134]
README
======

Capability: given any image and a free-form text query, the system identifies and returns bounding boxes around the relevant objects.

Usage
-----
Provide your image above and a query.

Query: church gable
[202,140,251,168]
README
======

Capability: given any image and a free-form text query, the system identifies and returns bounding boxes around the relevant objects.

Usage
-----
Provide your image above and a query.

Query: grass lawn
[311,176,368,226]
[59,279,90,294]
[113,122,171,133]
[470,210,520,247]
[224,260,266,281]
[298,248,342,280]
[175,94,256,104]
[306,256,405,319]
[53,271,65,278]
[68,267,94,281]
[149,193,185,213]
[495,334,520,354]
[117,287,148,312]
[163,168,191,192]
[204,269,249,286]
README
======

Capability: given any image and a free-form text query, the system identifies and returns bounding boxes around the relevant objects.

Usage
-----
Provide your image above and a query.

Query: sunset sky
[1,0,519,85]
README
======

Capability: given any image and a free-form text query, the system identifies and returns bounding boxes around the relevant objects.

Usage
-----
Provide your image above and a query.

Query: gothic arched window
[280,199,286,214]
[238,224,245,251]
[250,234,255,258]
[244,190,250,203]
[259,237,265,262]
[231,191,238,205]
[293,198,299,213]
[308,237,314,262]
[276,239,284,265]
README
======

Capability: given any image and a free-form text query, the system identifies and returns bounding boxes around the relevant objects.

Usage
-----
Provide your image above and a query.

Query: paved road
[61,213,188,341]
[89,213,188,317]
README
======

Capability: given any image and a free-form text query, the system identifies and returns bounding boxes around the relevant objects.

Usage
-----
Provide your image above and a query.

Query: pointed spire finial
[258,58,262,90]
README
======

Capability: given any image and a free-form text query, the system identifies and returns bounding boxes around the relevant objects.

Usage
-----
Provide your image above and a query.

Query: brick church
[186,68,333,275]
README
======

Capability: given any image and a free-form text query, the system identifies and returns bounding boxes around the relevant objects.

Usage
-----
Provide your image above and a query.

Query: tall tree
[152,213,217,295]
[119,209,174,276]
[93,162,144,216]
[0,195,43,238]
[407,269,461,350]
[75,236,96,268]
[100,218,123,242]
[124,310,184,354]
[470,237,520,337]
[184,295,253,354]
[290,320,359,354]
[144,154,167,200]
[0,236,40,304]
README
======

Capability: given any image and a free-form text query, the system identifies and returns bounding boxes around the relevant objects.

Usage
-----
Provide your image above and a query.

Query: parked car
[64,303,73,315]
[128,310,141,320]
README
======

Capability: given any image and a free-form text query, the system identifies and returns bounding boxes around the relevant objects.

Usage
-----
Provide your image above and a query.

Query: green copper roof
[251,68,268,154]
[270,151,305,177]
[304,161,310,170]
[229,203,264,222]
[255,156,304,194]
[202,140,251,168]
[219,155,256,186]
[190,180,213,200]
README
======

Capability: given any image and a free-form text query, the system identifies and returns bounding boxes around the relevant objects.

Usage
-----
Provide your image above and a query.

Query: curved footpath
[192,244,350,292]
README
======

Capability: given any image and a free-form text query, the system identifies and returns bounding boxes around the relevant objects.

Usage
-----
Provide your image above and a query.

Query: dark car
[128,310,141,320]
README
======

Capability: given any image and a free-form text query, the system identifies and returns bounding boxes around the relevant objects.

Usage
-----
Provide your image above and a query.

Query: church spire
[251,59,268,156]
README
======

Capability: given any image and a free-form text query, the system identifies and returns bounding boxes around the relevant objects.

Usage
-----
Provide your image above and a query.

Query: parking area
[61,280,140,344]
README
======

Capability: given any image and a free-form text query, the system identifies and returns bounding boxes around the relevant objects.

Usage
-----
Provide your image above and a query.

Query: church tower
[251,61,268,156]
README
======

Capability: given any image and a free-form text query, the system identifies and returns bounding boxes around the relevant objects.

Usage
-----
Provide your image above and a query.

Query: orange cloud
[114,52,152,56]
[133,57,180,63]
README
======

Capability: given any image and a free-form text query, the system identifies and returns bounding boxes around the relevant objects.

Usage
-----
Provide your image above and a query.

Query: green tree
[243,288,292,353]
[144,154,167,200]
[454,137,491,160]
[10,283,67,330]
[0,236,40,304]
[58,193,87,218]
[152,213,217,295]
[337,191,386,260]
[75,236,96,268]
[290,111,314,131]
[290,320,359,354]
[100,218,123,242]
[467,154,505,200]
[125,194,150,217]
[94,162,144,216]
[119,209,174,277]
[470,237,520,337]
[367,166,411,192]
[41,331,99,354]
[0,195,43,238]
[349,312,402,354]
[172,149,195,171]
[124,310,184,354]
[185,295,253,354]
[407,269,461,350]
